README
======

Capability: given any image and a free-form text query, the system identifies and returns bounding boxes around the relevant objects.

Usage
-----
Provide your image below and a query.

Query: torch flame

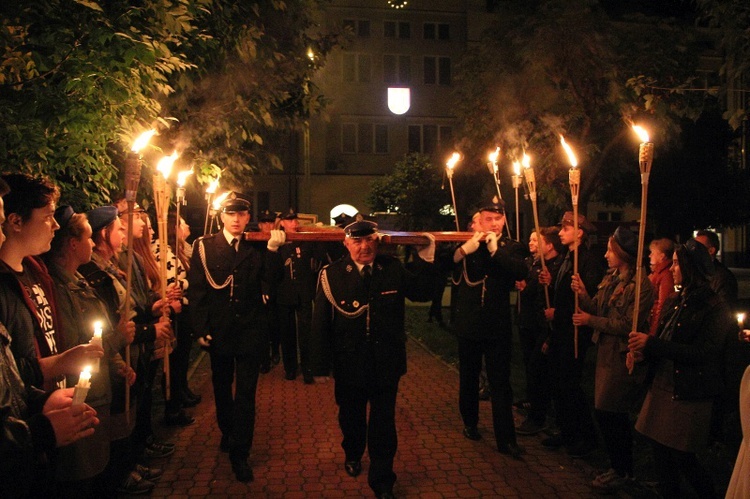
[131,130,156,153]
[157,152,178,179]
[206,177,220,194]
[212,191,230,210]
[560,136,578,168]
[632,125,650,143]
[488,147,500,164]
[446,152,461,171]
[177,168,194,187]
[521,153,531,169]
[512,161,521,176]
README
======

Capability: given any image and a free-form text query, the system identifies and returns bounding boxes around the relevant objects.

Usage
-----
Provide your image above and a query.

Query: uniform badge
[346,264,353,272]
[296,247,301,257]
[352,301,360,308]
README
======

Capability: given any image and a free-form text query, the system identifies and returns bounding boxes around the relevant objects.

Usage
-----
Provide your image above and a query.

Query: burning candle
[90,321,103,373]
[739,313,748,341]
[72,366,92,406]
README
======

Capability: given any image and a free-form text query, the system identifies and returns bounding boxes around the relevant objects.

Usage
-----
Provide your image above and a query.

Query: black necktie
[362,265,372,291]
[230,238,238,252]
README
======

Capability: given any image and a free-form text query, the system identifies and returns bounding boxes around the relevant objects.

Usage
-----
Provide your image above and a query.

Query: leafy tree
[366,153,453,231]
[0,0,342,209]
[452,0,718,229]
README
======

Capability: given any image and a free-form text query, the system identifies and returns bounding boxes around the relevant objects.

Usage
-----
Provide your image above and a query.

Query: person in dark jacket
[188,194,284,483]
[0,173,103,391]
[276,208,322,383]
[515,226,564,436]
[452,198,529,459]
[629,239,734,498]
[311,220,436,499]
[539,212,604,458]
[0,177,100,498]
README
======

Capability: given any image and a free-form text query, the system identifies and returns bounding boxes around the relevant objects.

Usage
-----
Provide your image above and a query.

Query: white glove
[460,231,483,257]
[267,229,286,252]
[417,233,436,263]
[485,232,498,256]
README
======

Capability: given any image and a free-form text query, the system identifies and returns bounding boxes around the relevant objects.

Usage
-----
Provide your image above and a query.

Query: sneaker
[144,439,175,459]
[591,468,630,493]
[135,463,163,481]
[515,419,548,436]
[116,471,155,495]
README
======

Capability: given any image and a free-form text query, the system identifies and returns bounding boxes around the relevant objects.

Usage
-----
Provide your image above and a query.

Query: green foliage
[0,0,342,209]
[366,153,453,231]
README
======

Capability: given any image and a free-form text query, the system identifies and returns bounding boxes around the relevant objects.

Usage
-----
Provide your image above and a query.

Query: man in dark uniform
[188,194,284,483]
[277,208,321,383]
[256,209,280,373]
[311,220,436,499]
[452,197,529,458]
[539,212,604,457]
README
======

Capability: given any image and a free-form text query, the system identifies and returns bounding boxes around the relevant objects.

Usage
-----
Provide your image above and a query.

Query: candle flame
[93,320,103,334]
[131,130,156,153]
[512,161,521,176]
[446,152,461,170]
[212,191,230,210]
[206,177,220,194]
[632,125,650,143]
[177,168,194,187]
[739,313,746,325]
[560,136,578,168]
[157,152,178,179]
[83,366,92,376]
[521,153,531,169]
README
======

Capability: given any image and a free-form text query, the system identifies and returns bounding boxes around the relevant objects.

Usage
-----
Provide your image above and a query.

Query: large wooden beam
[242,230,474,245]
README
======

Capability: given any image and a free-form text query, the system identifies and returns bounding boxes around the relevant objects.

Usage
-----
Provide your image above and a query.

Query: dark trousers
[334,381,399,495]
[165,310,193,413]
[210,352,260,461]
[649,438,717,498]
[548,330,596,444]
[133,356,158,445]
[279,299,313,375]
[458,336,516,447]
[595,409,633,475]
[525,327,551,426]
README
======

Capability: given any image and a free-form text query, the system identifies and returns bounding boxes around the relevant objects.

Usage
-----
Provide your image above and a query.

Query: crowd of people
[1,170,748,499]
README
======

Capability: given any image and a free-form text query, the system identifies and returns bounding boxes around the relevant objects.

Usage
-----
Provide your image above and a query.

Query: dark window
[438,23,450,40]
[342,124,356,153]
[358,20,370,37]
[257,191,270,213]
[358,54,371,83]
[408,125,421,153]
[375,125,389,154]
[423,125,438,154]
[358,124,373,154]
[423,23,436,40]
[439,126,453,149]
[384,21,396,38]
[438,57,451,85]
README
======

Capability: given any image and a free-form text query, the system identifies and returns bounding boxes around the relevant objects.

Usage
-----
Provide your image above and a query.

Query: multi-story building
[250,0,493,223]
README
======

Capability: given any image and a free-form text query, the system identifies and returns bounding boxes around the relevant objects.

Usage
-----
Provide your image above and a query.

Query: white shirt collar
[223,229,239,246]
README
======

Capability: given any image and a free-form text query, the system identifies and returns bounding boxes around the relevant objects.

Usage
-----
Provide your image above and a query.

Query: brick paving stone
[144,337,609,498]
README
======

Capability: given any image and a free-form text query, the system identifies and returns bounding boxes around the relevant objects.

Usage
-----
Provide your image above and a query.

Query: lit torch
[154,152,178,400]
[175,168,193,280]
[446,152,461,231]
[561,136,581,358]
[487,147,512,239]
[123,129,155,421]
[511,160,522,242]
[210,191,231,233]
[627,125,654,373]
[203,177,220,235]
[521,153,551,309]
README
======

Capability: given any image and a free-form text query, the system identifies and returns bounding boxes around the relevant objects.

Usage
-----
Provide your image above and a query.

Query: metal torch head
[639,142,654,174]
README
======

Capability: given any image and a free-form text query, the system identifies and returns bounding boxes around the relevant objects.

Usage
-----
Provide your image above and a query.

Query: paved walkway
[140,338,608,498]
